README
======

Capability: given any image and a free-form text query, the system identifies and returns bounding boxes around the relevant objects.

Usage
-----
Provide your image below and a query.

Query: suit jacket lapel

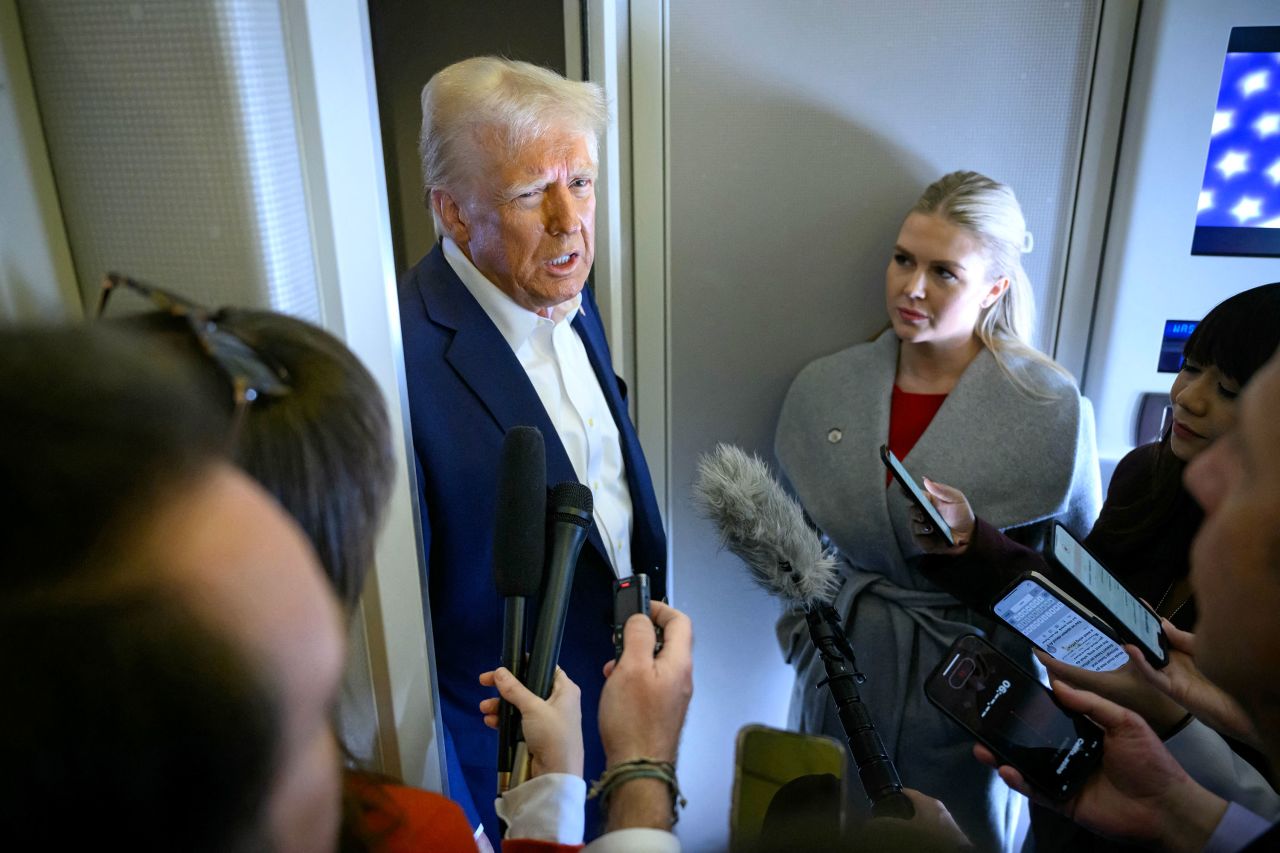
[415,247,613,568]
[573,293,667,579]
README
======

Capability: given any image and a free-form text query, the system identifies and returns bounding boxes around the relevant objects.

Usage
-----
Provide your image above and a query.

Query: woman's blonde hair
[911,170,1073,398]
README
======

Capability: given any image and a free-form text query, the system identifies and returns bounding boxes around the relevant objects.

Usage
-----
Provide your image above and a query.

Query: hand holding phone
[925,635,1103,800]
[974,679,1227,851]
[612,573,662,660]
[880,445,956,547]
[993,573,1128,672]
[1050,525,1168,668]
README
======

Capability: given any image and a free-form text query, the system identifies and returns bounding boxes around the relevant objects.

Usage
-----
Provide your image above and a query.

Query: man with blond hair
[398,57,668,841]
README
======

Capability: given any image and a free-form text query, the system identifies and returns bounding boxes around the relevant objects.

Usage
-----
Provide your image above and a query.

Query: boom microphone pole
[693,444,913,819]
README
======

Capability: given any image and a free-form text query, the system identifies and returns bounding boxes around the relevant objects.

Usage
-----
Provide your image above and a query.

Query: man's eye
[893,253,912,266]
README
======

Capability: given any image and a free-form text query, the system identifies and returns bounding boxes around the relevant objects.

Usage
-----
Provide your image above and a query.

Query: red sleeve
[370,785,480,853]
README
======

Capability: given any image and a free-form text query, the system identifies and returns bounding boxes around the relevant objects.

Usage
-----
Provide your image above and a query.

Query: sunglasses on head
[96,273,292,411]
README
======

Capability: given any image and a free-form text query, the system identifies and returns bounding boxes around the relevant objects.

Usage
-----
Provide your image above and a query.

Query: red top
[886,385,948,485]
[346,776,583,853]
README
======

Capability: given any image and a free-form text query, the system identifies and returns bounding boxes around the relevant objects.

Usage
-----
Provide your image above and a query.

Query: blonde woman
[774,171,1100,851]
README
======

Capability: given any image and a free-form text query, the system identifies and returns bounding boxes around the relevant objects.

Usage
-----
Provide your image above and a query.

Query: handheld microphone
[491,426,546,795]
[693,444,914,819]
[510,481,593,788]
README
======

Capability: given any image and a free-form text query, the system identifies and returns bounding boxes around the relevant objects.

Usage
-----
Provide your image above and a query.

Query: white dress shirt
[444,238,634,579]
[496,774,682,851]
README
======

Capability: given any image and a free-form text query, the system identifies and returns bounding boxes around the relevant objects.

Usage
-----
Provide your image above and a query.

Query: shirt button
[588,417,595,428]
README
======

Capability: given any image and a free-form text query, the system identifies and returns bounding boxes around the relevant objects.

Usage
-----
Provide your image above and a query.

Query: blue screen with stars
[1192,27,1280,258]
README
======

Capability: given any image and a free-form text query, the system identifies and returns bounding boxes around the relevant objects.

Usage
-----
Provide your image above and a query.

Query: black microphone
[510,481,593,787]
[693,444,914,819]
[491,426,546,795]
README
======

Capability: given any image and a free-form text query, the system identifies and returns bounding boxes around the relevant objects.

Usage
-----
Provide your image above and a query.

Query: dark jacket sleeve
[918,518,1052,613]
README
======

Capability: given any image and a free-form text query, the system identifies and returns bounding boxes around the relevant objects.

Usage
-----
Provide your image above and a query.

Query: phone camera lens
[948,658,976,689]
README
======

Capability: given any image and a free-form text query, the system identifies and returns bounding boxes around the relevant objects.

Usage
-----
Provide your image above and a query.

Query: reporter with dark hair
[910,284,1280,851]
[971,341,1280,851]
[0,325,350,853]
[107,279,691,852]
[0,584,278,852]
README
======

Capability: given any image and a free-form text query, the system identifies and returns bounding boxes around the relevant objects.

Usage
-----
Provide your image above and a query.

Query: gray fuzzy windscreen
[692,444,838,608]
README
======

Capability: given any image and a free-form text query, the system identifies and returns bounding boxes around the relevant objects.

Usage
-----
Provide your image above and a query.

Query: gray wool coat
[774,330,1101,853]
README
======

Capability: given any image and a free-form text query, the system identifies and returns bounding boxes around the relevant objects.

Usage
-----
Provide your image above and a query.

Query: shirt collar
[442,238,583,352]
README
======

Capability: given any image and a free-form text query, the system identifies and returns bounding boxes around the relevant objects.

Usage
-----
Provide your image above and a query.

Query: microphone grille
[549,481,593,528]
[692,443,838,608]
[492,426,546,597]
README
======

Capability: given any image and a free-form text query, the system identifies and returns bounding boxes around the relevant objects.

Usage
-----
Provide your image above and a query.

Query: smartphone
[612,573,662,660]
[924,634,1103,800]
[730,725,846,852]
[879,444,955,546]
[993,573,1128,672]
[1050,524,1169,668]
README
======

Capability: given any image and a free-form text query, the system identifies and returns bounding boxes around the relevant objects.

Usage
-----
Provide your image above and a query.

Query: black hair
[0,582,278,852]
[116,308,395,609]
[1182,282,1280,385]
[0,326,225,587]
[1100,282,1280,548]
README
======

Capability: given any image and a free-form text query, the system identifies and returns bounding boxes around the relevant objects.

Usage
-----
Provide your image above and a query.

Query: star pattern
[1231,197,1262,223]
[1217,150,1249,179]
[1198,50,1280,231]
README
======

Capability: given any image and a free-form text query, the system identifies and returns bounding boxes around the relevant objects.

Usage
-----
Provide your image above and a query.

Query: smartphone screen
[925,635,1103,800]
[1051,525,1166,665]
[879,445,955,546]
[994,576,1128,672]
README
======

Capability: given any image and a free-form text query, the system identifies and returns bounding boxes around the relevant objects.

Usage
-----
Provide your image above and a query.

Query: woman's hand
[1034,649,1188,735]
[479,666,584,778]
[1127,621,1261,749]
[907,477,976,555]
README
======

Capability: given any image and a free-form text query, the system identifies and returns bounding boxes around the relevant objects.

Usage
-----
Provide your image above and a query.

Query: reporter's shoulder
[1003,347,1081,402]
[359,781,477,853]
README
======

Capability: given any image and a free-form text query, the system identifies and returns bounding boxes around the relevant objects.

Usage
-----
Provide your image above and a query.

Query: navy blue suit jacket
[398,244,667,840]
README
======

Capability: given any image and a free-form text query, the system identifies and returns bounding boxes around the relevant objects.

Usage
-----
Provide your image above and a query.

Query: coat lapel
[573,292,668,581]
[905,348,1080,534]
[414,247,612,567]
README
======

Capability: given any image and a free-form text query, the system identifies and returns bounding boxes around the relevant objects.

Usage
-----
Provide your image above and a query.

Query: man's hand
[478,666,584,778]
[908,478,975,555]
[1128,621,1260,748]
[599,600,693,765]
[868,788,971,849]
[973,681,1227,853]
[1035,649,1188,735]
[595,600,693,832]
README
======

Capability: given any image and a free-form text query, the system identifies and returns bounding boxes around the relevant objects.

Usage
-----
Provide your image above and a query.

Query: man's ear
[981,276,1011,309]
[432,189,470,244]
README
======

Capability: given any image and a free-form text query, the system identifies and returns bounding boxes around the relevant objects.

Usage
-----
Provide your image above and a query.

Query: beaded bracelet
[587,758,687,826]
